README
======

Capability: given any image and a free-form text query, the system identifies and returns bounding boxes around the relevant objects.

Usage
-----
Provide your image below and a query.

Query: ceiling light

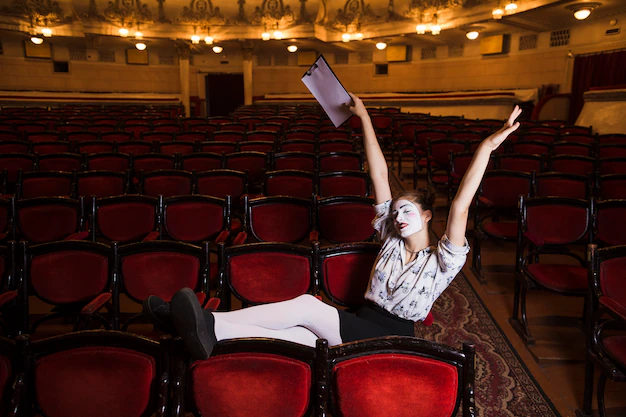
[134,31,143,40]
[135,42,146,51]
[375,42,387,50]
[273,31,283,40]
[416,24,426,35]
[191,35,200,44]
[261,32,270,41]
[342,33,351,42]
[119,28,129,37]
[466,31,479,40]
[566,2,601,20]
[492,7,504,19]
[355,33,363,40]
[204,36,213,44]
[505,1,517,13]
[212,45,223,54]
[41,27,52,37]
[287,45,298,53]
[30,36,43,45]
[431,24,441,35]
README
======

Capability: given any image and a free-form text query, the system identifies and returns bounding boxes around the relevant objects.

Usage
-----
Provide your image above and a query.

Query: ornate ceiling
[0,0,624,52]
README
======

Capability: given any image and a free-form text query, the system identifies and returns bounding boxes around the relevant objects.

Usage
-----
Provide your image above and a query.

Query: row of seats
[0,332,476,417]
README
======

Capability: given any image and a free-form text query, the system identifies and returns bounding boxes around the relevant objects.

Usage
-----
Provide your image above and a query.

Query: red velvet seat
[131,153,175,178]
[597,174,626,200]
[535,172,590,199]
[180,152,223,173]
[597,144,626,158]
[579,244,626,417]
[264,170,315,199]
[245,130,278,143]
[175,131,207,143]
[315,196,376,244]
[65,131,99,144]
[508,140,551,155]
[123,123,151,140]
[141,132,175,144]
[195,169,247,202]
[272,151,317,173]
[12,331,171,417]
[76,170,129,199]
[552,141,594,157]
[139,169,194,198]
[284,129,316,141]
[598,157,626,175]
[75,140,115,154]
[238,141,275,153]
[113,240,211,330]
[117,141,155,156]
[255,122,284,134]
[0,140,30,154]
[19,240,113,333]
[153,123,181,133]
[426,139,467,187]
[0,153,37,185]
[84,152,131,173]
[17,170,75,199]
[224,151,268,187]
[511,196,594,345]
[0,337,16,410]
[447,151,494,204]
[37,153,82,172]
[322,337,475,417]
[0,242,18,336]
[213,130,245,143]
[13,196,87,244]
[100,131,133,143]
[549,155,596,175]
[91,195,159,243]
[217,241,315,309]
[595,199,626,246]
[279,139,316,153]
[471,170,534,282]
[318,139,354,153]
[317,170,370,197]
[318,151,363,173]
[218,123,247,133]
[200,141,238,154]
[494,153,545,173]
[174,338,316,417]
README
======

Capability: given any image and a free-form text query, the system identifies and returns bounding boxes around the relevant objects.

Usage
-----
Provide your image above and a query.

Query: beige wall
[0,11,624,98]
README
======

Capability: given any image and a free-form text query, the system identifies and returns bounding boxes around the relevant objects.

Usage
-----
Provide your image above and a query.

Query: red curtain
[569,50,626,124]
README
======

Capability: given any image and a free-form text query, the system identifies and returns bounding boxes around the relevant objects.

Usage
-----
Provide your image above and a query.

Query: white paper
[301,55,353,128]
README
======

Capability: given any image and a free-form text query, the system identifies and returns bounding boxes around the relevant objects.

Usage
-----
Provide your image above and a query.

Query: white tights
[211,294,343,347]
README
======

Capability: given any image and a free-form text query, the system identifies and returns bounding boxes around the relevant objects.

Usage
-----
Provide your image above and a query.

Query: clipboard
[301,54,353,128]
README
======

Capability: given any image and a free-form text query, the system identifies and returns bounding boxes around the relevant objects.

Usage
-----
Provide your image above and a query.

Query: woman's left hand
[482,105,522,151]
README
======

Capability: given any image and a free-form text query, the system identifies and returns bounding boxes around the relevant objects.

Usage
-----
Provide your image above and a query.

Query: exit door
[205,73,245,117]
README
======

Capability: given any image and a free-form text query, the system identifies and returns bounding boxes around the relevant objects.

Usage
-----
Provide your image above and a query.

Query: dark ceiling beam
[494,18,550,32]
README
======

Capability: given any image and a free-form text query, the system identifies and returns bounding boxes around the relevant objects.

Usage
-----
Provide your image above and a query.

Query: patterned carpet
[389,170,561,417]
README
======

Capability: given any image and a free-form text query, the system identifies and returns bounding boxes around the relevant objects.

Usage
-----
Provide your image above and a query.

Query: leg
[213,294,342,346]
[213,321,319,347]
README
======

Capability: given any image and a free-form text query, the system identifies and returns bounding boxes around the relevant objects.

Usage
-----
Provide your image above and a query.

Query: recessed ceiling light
[212,45,223,54]
[375,42,387,50]
[287,45,298,53]
[466,31,479,40]
[135,42,146,51]
[566,2,602,20]
[30,36,43,45]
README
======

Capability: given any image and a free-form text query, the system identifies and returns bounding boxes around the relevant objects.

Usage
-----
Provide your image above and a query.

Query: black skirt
[337,301,416,343]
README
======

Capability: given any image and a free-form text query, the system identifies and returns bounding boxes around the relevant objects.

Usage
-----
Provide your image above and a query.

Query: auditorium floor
[393,163,626,417]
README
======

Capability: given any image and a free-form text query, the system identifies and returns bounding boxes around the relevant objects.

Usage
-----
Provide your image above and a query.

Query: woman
[145,93,522,360]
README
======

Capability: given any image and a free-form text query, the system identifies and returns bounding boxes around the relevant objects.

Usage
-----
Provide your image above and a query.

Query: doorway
[205,73,245,117]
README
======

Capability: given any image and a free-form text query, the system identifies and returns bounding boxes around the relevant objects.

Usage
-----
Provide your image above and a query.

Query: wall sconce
[566,2,601,20]
[430,24,441,35]
[492,6,504,19]
[119,27,129,37]
[375,42,387,50]
[273,31,283,40]
[204,36,213,44]
[261,31,270,41]
[134,31,143,40]
[135,42,146,50]
[287,45,298,53]
[416,24,426,35]
[505,0,517,13]
[342,33,351,42]
[30,36,43,44]
[212,45,223,54]
[41,27,52,37]
[191,35,200,44]
[354,33,363,40]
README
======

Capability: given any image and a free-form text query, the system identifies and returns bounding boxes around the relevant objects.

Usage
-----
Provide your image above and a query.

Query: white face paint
[392,199,424,238]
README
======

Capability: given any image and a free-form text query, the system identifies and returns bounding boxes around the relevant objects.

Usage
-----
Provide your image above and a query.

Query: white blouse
[364,199,470,321]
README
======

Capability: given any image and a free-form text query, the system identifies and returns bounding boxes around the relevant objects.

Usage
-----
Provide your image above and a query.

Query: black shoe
[142,295,175,334]
[171,288,217,360]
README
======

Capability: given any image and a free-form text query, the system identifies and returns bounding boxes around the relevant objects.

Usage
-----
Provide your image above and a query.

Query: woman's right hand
[346,92,369,119]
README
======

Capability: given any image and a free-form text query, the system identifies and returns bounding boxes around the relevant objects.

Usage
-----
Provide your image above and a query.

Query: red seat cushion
[525,264,587,292]
[603,335,626,367]
[482,222,517,239]
[332,353,458,417]
[0,355,10,404]
[191,353,311,417]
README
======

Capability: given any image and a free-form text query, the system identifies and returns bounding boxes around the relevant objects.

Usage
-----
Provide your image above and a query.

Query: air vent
[375,64,388,75]
[448,44,463,58]
[159,55,175,65]
[421,46,436,60]
[53,61,69,73]
[335,51,348,65]
[98,50,115,63]
[358,52,373,64]
[550,29,570,47]
[257,55,271,66]
[274,53,289,66]
[606,28,621,36]
[69,49,87,61]
[519,34,537,51]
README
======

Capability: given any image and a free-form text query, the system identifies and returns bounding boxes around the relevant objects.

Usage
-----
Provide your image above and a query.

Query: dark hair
[392,187,437,219]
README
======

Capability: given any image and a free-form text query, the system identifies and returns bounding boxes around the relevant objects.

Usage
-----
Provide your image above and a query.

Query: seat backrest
[195,169,247,200]
[132,153,175,177]
[549,155,596,175]
[245,195,313,243]
[495,153,544,173]
[318,171,370,197]
[180,152,223,173]
[86,152,131,172]
[316,196,376,243]
[219,242,314,305]
[479,170,534,209]
[591,245,626,310]
[18,171,74,199]
[318,152,363,173]
[264,170,315,199]
[38,153,82,172]
[15,196,83,243]
[273,152,317,173]
[94,195,157,243]
[224,152,268,183]
[245,130,278,143]
[595,200,626,246]
[117,141,155,156]
[213,131,245,143]
[325,337,475,417]
[598,157,626,175]
[318,242,381,308]
[77,171,128,199]
[598,174,626,200]
[184,338,316,417]
[520,196,593,245]
[535,172,589,199]
[140,169,194,198]
[162,195,230,243]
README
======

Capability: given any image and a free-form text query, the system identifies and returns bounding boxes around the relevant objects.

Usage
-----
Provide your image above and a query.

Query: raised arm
[445,106,522,247]
[347,93,392,204]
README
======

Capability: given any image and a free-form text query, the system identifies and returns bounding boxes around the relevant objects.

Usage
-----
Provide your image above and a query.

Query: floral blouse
[364,199,470,321]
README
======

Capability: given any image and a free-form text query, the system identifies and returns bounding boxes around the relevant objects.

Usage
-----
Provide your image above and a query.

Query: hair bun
[419,187,437,207]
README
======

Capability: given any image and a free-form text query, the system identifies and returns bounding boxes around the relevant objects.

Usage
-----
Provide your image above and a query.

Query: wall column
[177,45,191,117]
[242,46,254,106]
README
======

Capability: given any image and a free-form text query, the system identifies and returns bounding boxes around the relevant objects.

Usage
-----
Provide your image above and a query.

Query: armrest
[196,292,207,307]
[0,291,17,308]
[477,196,494,207]
[309,230,319,242]
[599,296,626,323]
[65,231,90,240]
[233,231,247,245]
[524,231,545,247]
[204,297,221,311]
[216,229,229,244]
[423,311,434,326]
[81,293,112,315]
[7,372,25,417]
[157,371,170,417]
[143,231,160,241]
